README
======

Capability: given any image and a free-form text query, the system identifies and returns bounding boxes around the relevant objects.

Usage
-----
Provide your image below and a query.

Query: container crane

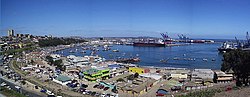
[235,37,241,48]
[246,32,249,44]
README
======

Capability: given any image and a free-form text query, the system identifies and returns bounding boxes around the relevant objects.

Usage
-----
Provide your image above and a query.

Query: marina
[54,43,223,69]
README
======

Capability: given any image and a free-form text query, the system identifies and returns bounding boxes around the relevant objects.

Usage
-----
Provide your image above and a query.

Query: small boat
[82,47,89,50]
[133,57,140,62]
[112,49,119,52]
[203,58,208,61]
[102,48,109,51]
[69,50,75,53]
[160,59,168,63]
[81,51,86,53]
[211,58,216,61]
[190,58,196,61]
[173,57,179,60]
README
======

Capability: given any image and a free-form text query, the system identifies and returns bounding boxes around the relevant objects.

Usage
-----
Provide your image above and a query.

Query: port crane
[178,34,189,42]
[160,32,172,44]
[235,37,241,48]
[244,31,250,48]
[235,32,250,48]
[246,32,249,44]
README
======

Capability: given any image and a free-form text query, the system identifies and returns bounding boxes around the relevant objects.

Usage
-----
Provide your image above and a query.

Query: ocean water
[54,43,223,70]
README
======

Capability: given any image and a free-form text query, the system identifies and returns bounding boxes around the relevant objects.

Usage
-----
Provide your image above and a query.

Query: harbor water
[54,43,223,70]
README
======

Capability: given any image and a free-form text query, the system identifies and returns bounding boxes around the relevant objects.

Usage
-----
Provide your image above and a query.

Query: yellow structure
[129,67,149,74]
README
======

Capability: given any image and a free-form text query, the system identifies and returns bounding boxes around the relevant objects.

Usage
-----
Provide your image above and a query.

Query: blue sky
[1,0,250,39]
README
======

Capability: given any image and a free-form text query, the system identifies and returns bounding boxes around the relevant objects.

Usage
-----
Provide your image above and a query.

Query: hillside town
[0,29,237,97]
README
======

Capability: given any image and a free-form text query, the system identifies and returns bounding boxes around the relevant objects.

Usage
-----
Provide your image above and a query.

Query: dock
[165,43,190,47]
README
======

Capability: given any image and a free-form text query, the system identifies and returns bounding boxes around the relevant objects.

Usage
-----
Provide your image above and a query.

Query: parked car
[46,90,52,94]
[91,92,96,96]
[81,84,88,88]
[0,82,7,87]
[15,86,21,89]
[40,89,47,93]
[156,93,165,96]
[93,84,99,88]
[103,87,109,91]
[47,94,56,97]
[99,85,104,89]
[35,85,39,89]
[79,88,86,92]
[171,86,181,91]
[86,91,92,95]
[95,93,101,97]
[112,89,118,93]
[6,86,11,90]
[82,91,87,95]
[100,93,106,97]
[106,94,111,97]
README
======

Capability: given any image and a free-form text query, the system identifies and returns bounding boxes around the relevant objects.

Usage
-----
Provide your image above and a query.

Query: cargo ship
[133,42,166,47]
[133,38,166,47]
[133,32,171,47]
[218,42,237,52]
[218,32,250,52]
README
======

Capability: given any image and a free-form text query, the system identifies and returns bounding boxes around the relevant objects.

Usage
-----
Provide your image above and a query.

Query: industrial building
[129,67,150,74]
[83,68,110,82]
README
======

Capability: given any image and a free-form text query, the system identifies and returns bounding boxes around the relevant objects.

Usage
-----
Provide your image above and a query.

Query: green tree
[38,37,87,47]
[45,56,53,65]
[221,50,250,86]
[53,59,62,66]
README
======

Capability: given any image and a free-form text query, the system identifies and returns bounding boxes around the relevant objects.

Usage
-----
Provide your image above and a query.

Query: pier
[106,58,140,63]
[165,43,190,47]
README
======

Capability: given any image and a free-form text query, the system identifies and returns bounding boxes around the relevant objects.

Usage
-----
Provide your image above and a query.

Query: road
[0,76,46,97]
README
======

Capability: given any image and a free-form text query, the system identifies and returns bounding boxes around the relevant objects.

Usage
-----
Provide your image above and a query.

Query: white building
[53,75,72,85]
[140,73,162,80]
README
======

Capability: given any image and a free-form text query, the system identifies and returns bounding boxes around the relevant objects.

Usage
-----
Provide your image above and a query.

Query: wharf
[165,43,190,47]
